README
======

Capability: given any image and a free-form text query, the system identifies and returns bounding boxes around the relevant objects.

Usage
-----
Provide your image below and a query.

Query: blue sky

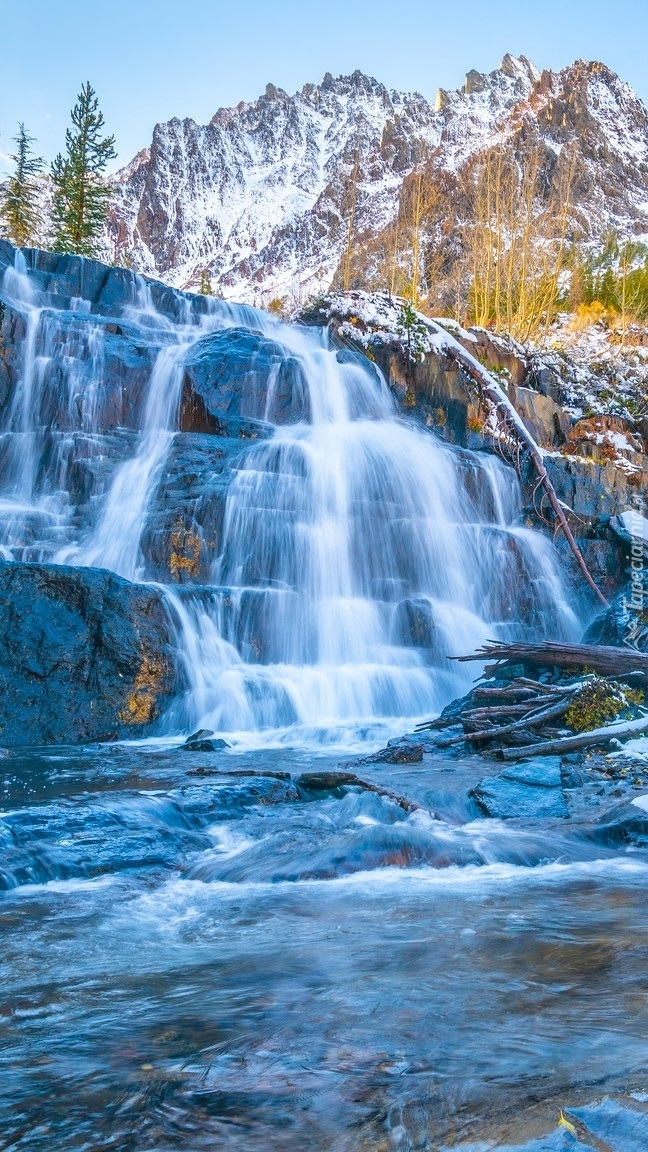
[1,0,646,173]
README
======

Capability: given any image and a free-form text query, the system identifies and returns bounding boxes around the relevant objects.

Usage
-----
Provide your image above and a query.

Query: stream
[0,248,646,1149]
[2,740,648,1150]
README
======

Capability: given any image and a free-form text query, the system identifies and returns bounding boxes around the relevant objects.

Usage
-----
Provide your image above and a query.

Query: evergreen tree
[50,83,116,256]
[0,124,43,247]
[198,268,213,295]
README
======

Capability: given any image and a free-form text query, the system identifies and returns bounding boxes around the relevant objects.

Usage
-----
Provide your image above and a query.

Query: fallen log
[500,714,648,760]
[436,694,575,748]
[430,324,608,606]
[472,686,538,700]
[452,641,648,683]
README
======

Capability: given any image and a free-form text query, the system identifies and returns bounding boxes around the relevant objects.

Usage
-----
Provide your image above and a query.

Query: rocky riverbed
[1,244,648,1150]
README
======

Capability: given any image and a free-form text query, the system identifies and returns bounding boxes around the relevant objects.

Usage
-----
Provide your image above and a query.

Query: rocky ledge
[0,562,182,746]
[300,291,648,594]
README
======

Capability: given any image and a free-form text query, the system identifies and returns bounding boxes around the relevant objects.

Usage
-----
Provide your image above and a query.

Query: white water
[0,252,580,743]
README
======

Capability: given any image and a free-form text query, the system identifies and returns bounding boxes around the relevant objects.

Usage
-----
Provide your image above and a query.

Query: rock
[371,739,425,764]
[584,585,648,652]
[501,757,563,787]
[181,728,230,751]
[139,432,258,583]
[182,739,229,752]
[567,1097,648,1152]
[180,327,310,432]
[593,795,648,846]
[393,598,436,649]
[508,382,570,447]
[184,728,215,742]
[0,560,182,746]
[385,742,424,763]
[473,756,568,818]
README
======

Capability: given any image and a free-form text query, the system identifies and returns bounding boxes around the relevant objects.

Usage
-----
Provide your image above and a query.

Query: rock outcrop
[180,328,310,429]
[0,561,181,746]
[301,291,647,596]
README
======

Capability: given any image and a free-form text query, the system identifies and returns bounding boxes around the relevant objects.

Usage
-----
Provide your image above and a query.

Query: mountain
[106,56,648,304]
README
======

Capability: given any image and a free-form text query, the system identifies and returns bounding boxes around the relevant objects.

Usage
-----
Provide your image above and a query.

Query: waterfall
[0,251,580,744]
[57,341,190,579]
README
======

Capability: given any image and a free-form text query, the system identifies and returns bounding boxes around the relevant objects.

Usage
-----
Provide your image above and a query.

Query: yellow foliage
[565,677,636,733]
[568,300,612,331]
[558,1112,577,1135]
[267,297,287,317]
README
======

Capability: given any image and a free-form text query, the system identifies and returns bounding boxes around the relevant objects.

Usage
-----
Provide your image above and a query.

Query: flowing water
[0,251,578,745]
[1,253,645,1151]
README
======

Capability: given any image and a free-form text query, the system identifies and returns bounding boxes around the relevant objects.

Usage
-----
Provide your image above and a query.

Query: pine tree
[198,268,213,295]
[50,83,116,256]
[0,124,43,247]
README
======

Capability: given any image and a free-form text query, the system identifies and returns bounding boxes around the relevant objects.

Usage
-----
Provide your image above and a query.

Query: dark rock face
[180,328,310,431]
[594,798,648,846]
[584,587,648,652]
[473,757,568,819]
[0,561,181,746]
[140,432,266,584]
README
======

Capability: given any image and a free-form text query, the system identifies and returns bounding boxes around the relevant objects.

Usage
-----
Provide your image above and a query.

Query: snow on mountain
[106,56,648,304]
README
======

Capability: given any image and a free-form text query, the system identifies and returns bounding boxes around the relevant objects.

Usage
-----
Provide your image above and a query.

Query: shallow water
[2,742,647,1151]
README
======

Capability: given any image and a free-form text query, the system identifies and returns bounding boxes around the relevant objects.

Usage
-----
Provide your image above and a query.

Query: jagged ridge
[106,56,648,303]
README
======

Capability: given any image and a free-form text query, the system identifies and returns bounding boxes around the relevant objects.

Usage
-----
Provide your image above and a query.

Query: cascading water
[0,250,580,745]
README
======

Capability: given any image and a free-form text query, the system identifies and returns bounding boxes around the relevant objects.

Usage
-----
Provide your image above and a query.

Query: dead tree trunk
[429,325,608,606]
[452,641,648,683]
[500,714,648,760]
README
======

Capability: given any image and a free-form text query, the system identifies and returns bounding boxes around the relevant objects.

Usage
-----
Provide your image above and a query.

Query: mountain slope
[107,56,648,304]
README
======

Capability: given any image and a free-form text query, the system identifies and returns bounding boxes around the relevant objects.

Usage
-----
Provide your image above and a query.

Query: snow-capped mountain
[107,55,648,303]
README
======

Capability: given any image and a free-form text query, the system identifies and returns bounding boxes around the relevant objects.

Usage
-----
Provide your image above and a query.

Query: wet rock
[0,560,182,746]
[181,729,230,752]
[139,432,256,583]
[593,794,648,846]
[393,598,436,648]
[566,1097,648,1152]
[584,585,648,652]
[383,741,424,763]
[180,327,310,431]
[473,756,568,819]
[0,300,156,432]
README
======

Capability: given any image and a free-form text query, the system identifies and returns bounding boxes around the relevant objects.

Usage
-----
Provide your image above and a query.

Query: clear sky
[1,0,647,173]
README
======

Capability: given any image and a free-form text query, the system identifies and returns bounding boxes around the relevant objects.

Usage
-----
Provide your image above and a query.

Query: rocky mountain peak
[105,55,648,304]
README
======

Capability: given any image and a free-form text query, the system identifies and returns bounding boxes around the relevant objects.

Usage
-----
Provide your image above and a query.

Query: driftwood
[435,693,578,748]
[416,643,648,756]
[185,766,422,814]
[500,715,648,760]
[432,325,608,606]
[452,641,648,684]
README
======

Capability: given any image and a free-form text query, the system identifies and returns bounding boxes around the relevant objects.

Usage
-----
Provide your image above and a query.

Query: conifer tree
[50,83,116,256]
[0,124,43,247]
[198,268,213,295]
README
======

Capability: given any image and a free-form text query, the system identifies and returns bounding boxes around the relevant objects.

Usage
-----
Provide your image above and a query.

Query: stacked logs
[416,642,648,760]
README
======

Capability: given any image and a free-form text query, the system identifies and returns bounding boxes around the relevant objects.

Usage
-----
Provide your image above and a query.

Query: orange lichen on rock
[169,525,201,580]
[119,652,167,725]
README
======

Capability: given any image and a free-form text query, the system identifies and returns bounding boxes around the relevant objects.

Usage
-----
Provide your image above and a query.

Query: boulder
[584,586,648,652]
[473,757,568,819]
[593,796,648,846]
[180,327,310,431]
[0,561,182,746]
